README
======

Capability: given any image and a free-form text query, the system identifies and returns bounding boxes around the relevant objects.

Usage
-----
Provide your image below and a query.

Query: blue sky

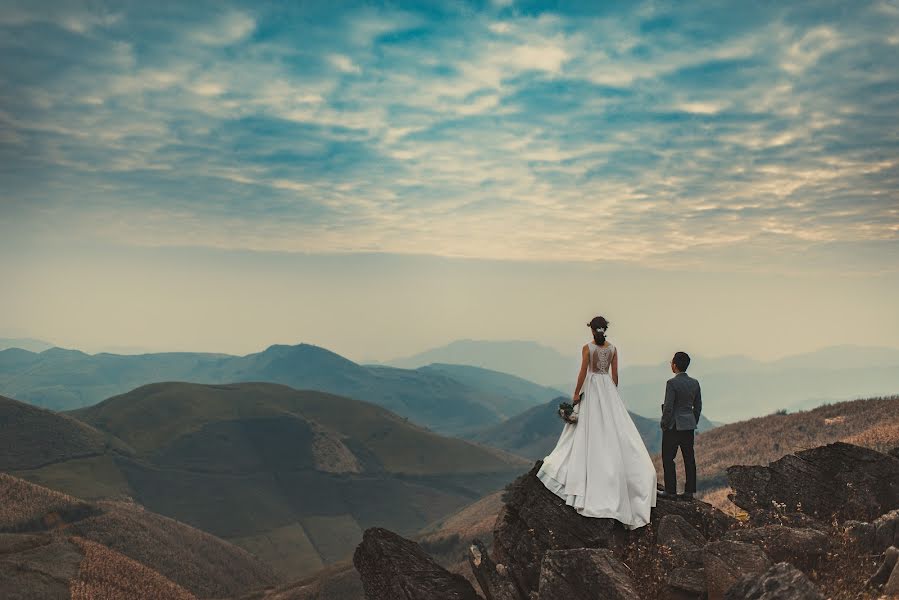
[1,0,898,360]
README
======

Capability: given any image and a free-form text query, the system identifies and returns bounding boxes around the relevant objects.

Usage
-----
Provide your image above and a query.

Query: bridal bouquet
[558,401,578,424]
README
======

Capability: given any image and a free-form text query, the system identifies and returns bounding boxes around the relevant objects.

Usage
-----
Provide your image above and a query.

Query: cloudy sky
[1,0,897,364]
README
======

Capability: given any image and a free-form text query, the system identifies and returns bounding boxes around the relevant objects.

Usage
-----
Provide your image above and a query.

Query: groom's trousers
[661,428,696,494]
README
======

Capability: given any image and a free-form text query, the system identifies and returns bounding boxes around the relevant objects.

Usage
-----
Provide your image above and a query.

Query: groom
[659,351,702,500]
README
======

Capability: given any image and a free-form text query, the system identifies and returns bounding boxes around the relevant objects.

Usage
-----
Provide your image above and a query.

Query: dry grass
[652,395,899,492]
[0,473,275,597]
[0,472,96,532]
[70,536,197,600]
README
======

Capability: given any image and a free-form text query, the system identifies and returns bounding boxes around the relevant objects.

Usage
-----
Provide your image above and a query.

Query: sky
[1,0,898,365]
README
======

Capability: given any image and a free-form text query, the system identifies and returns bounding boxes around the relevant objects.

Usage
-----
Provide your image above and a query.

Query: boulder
[703,540,772,600]
[875,509,899,552]
[468,538,521,600]
[727,442,899,524]
[665,566,707,597]
[492,461,731,597]
[353,527,480,600]
[724,562,823,600]
[885,553,899,596]
[491,463,626,595]
[724,525,829,569]
[535,548,638,600]
[868,546,899,590]
[657,514,706,567]
[844,520,876,552]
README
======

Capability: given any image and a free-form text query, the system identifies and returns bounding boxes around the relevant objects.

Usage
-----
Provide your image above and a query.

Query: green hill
[0,344,550,435]
[4,384,528,580]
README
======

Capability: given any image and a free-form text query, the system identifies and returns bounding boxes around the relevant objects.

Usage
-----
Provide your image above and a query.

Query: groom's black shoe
[657,489,677,499]
[678,492,694,501]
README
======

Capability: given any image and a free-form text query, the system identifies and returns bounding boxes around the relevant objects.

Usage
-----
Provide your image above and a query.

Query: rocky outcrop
[657,514,706,566]
[703,540,772,600]
[535,548,638,600]
[353,527,480,600]
[491,461,731,597]
[868,546,899,590]
[727,442,899,524]
[354,444,899,600]
[468,538,519,600]
[724,562,823,600]
[724,525,828,569]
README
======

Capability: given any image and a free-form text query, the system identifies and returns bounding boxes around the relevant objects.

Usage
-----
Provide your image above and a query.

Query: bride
[537,316,657,529]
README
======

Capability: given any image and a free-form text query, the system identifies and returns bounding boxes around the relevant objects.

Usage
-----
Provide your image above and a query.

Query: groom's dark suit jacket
[661,372,702,431]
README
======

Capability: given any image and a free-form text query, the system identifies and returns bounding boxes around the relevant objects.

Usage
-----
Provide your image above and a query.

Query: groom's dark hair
[672,351,691,372]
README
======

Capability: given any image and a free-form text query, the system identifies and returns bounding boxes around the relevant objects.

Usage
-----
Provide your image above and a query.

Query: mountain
[462,397,715,460]
[0,336,54,352]
[416,363,564,418]
[385,341,899,422]
[2,385,528,581]
[0,343,552,435]
[384,340,577,387]
[0,472,276,598]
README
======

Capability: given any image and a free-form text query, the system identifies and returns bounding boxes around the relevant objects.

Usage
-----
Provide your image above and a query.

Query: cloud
[0,0,897,271]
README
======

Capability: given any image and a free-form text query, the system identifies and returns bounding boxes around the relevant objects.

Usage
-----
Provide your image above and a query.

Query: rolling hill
[0,343,556,435]
[2,385,528,580]
[416,363,564,419]
[665,394,899,493]
[462,397,715,459]
[0,472,276,598]
[384,339,577,387]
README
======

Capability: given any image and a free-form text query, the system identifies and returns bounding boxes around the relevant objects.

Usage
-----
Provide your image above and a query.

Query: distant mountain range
[385,340,899,422]
[462,397,715,460]
[0,336,54,353]
[0,343,562,436]
[1,384,528,580]
[4,336,898,425]
[383,339,578,387]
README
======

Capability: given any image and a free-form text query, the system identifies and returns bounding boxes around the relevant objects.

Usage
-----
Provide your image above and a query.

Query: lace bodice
[589,343,615,374]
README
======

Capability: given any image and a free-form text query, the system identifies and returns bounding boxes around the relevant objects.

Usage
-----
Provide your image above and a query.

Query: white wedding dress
[537,342,657,529]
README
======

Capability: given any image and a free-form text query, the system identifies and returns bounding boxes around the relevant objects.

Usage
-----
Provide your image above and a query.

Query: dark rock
[724,562,823,600]
[653,492,734,541]
[885,552,899,595]
[665,566,707,595]
[703,540,772,600]
[535,548,638,600]
[492,461,732,597]
[727,442,899,524]
[657,514,707,566]
[353,527,480,600]
[724,525,829,569]
[889,446,899,460]
[868,545,899,589]
[468,538,521,600]
[874,509,899,552]
[844,520,876,552]
[491,462,626,596]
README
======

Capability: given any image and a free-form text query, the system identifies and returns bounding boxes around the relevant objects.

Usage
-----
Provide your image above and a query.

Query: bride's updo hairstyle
[588,316,609,345]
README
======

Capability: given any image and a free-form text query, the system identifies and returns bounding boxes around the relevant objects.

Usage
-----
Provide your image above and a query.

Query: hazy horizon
[2,1,897,366]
